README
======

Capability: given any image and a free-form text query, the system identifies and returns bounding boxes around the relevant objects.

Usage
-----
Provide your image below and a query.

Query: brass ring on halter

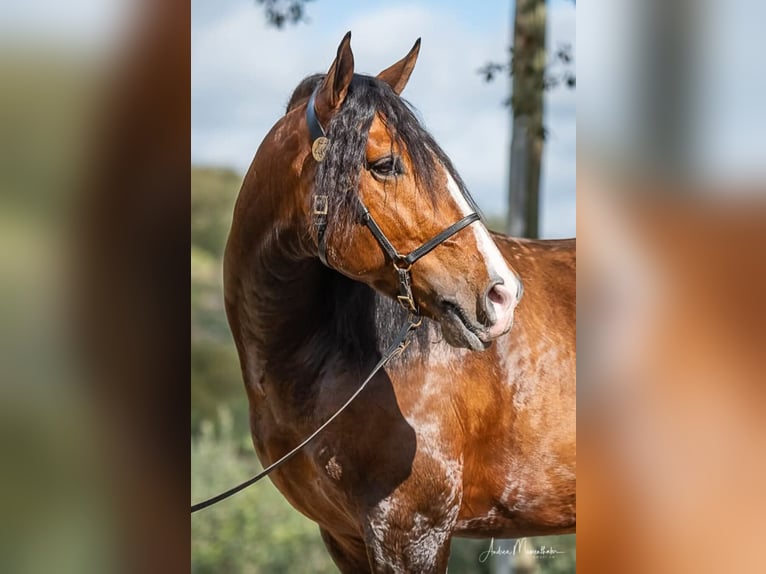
[392,257,412,272]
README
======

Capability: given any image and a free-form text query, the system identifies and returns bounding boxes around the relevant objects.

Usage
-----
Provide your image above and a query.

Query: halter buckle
[313,195,328,215]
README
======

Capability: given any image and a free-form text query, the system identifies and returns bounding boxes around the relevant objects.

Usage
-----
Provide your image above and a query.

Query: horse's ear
[377,38,421,95]
[316,31,355,117]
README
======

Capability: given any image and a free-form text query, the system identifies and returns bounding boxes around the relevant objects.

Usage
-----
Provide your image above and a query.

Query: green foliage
[529,535,577,574]
[450,539,493,572]
[191,167,242,258]
[191,339,248,434]
[192,410,337,574]
[255,0,313,29]
[191,167,250,435]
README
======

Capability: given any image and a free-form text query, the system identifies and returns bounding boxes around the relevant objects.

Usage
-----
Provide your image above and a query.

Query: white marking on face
[443,169,521,296]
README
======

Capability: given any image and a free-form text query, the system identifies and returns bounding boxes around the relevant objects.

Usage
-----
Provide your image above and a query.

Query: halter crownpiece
[306,87,329,162]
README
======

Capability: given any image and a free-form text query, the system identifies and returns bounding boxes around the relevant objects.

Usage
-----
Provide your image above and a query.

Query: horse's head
[286,33,523,350]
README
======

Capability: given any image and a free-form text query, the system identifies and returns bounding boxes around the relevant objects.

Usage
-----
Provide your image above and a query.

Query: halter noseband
[306,86,481,313]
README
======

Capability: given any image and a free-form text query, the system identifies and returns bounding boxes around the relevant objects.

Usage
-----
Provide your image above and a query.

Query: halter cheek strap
[313,194,329,267]
[306,86,332,266]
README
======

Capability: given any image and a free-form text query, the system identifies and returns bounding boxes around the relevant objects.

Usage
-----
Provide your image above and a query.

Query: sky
[192,0,576,238]
[578,0,766,187]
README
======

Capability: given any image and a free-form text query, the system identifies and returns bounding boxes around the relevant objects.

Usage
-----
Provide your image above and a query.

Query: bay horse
[224,32,575,573]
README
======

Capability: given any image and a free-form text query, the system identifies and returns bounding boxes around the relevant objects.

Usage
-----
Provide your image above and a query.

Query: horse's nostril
[484,281,515,337]
[488,284,509,307]
[488,283,513,317]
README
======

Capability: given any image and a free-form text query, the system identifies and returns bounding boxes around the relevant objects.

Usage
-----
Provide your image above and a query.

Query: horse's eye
[369,156,402,178]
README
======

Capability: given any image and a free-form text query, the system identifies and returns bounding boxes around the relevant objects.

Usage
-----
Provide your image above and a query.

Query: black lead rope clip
[393,313,423,358]
[394,264,417,313]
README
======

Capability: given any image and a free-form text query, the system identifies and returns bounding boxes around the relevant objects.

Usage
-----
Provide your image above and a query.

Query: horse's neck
[232,230,383,382]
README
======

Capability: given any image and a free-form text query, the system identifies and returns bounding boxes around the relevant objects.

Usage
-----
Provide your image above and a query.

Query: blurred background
[191,0,576,572]
[578,1,766,573]
[3,0,765,572]
[1,0,189,573]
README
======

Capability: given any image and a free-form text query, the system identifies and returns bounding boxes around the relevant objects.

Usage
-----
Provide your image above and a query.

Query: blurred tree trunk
[507,0,547,239]
[506,1,546,568]
[493,548,512,574]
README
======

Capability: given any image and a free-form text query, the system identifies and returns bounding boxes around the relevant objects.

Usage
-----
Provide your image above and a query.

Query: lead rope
[191,313,422,514]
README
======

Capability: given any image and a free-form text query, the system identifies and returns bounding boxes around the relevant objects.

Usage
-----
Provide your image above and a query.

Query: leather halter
[306,86,481,313]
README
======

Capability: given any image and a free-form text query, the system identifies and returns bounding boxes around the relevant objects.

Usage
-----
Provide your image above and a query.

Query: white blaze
[443,168,521,295]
